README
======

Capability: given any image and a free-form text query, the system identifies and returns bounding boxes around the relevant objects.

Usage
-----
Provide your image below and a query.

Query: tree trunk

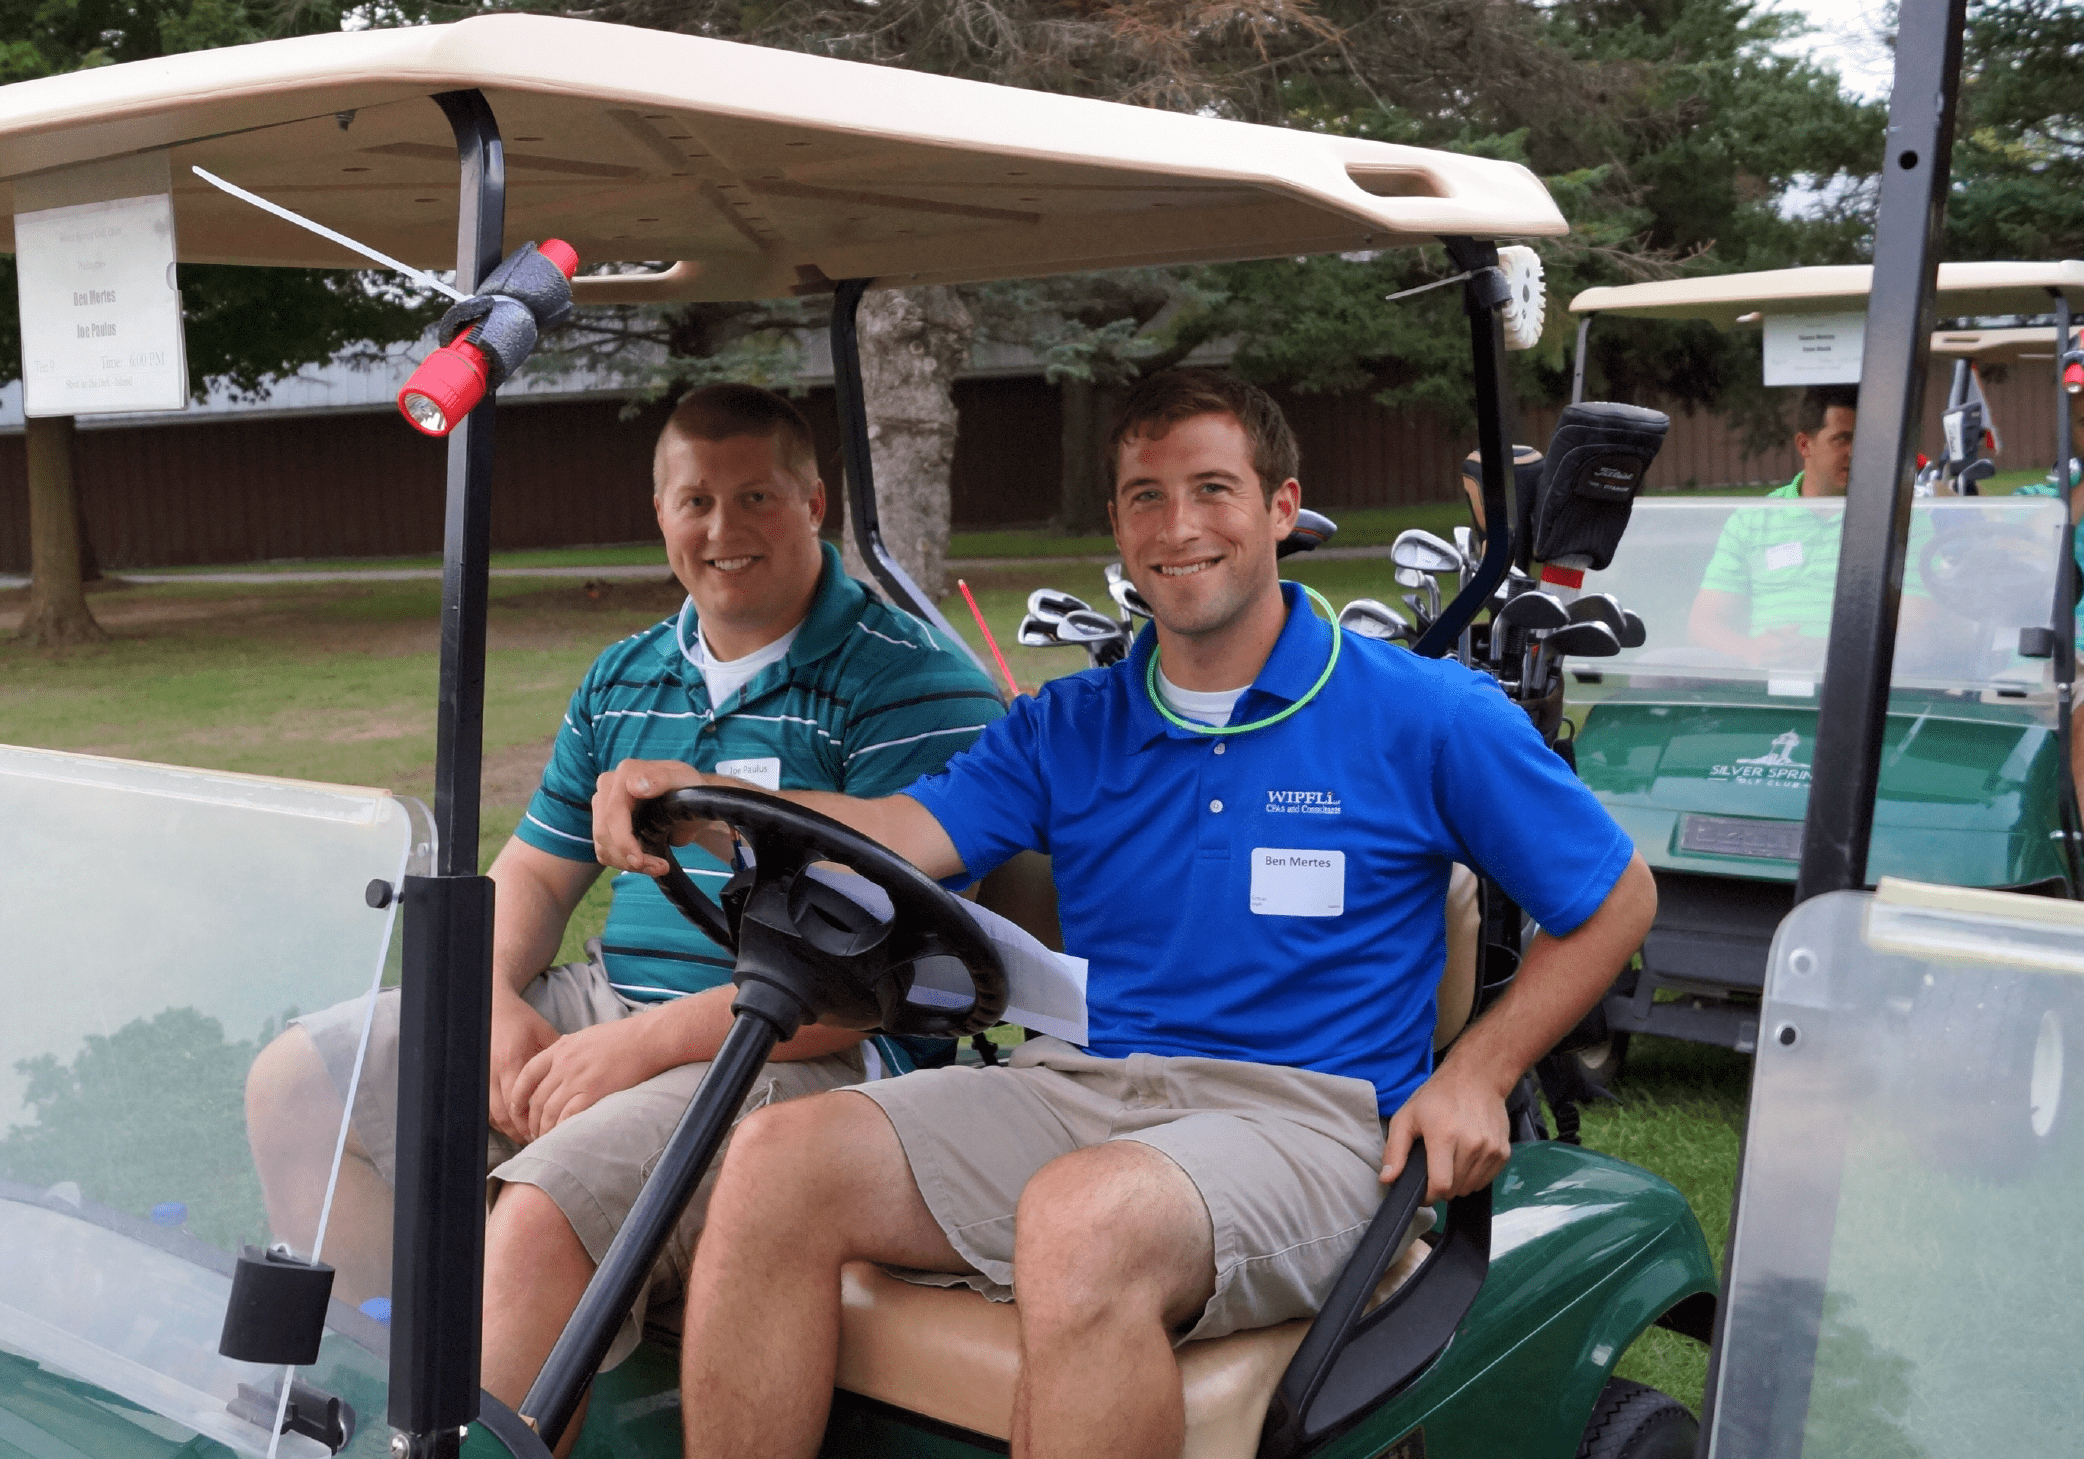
[840,284,972,604]
[1056,377,1121,536]
[18,415,106,647]
[75,480,102,585]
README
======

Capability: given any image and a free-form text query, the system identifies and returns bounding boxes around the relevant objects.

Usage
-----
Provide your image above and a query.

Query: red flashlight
[399,240,579,437]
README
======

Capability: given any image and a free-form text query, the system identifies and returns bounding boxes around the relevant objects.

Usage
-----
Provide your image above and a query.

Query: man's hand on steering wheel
[594,759,741,876]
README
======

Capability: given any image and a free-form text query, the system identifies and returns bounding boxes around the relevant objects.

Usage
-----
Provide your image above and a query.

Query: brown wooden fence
[0,362,2063,572]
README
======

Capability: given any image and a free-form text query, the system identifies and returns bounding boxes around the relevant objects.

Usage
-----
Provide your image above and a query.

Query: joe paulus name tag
[1250,848,1346,917]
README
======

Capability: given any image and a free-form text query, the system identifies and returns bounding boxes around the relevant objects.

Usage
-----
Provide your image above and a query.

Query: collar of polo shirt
[1125,582,1337,752]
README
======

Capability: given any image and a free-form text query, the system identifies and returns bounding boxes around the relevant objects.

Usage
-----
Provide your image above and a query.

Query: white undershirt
[676,598,800,707]
[1155,667,1249,727]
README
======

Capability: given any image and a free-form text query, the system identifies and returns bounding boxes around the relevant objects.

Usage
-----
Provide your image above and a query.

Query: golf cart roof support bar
[828,278,997,686]
[1701,2,1968,1453]
[1790,0,1965,906]
[1571,313,1593,406]
[1414,238,1516,659]
[387,86,505,1457]
[2051,291,2082,892]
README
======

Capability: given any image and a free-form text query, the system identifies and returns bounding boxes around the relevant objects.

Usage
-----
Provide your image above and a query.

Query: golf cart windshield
[1562,496,2068,700]
[1709,880,2084,1456]
[0,745,428,1457]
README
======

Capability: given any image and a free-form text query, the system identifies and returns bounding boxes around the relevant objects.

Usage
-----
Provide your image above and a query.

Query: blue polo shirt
[517,542,1004,1002]
[903,582,1635,1114]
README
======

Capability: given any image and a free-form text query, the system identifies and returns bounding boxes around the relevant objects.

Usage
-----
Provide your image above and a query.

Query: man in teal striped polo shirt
[245,383,1002,1415]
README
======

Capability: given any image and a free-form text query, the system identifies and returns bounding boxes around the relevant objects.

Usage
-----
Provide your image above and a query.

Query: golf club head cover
[431,241,577,390]
[1459,446,1544,555]
[1531,402,1671,571]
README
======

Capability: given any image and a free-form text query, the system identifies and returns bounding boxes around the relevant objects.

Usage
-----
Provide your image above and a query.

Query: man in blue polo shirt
[597,370,1655,1459]
[244,383,1002,1419]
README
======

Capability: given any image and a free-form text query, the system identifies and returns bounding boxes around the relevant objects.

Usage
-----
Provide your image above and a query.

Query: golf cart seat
[978,854,1482,1055]
[831,1223,1433,1455]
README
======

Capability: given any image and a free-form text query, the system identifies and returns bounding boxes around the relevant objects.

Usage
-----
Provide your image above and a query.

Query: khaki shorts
[297,944,864,1358]
[851,1036,1388,1343]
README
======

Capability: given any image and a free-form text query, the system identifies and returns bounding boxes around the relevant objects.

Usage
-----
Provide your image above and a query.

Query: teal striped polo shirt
[517,541,1004,1002]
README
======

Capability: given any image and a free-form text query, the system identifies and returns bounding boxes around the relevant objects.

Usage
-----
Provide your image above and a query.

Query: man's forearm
[1439,854,1657,1093]
[595,760,963,881]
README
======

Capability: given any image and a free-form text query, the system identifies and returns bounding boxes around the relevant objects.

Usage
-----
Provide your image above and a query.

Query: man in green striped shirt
[1689,386,1859,666]
[246,384,1002,1415]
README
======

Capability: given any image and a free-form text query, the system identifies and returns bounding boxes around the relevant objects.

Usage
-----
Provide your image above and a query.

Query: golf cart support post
[388,86,505,1459]
[1702,0,1966,1446]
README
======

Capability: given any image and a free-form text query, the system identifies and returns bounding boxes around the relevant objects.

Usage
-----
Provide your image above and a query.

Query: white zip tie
[191,166,468,302]
[1384,271,1473,303]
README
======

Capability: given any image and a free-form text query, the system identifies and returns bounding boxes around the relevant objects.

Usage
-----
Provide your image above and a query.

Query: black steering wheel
[634,785,1006,1038]
[1918,520,2052,624]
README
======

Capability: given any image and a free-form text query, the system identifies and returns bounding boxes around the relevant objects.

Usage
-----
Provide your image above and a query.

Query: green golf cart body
[0,18,1714,1459]
[1561,266,2084,1058]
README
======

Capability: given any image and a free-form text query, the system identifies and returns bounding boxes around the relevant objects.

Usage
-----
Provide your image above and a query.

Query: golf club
[1339,598,1413,642]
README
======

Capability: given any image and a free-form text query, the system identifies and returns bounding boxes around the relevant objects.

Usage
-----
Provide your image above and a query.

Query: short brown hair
[655,383,819,493]
[1105,369,1299,503]
[1795,384,1859,438]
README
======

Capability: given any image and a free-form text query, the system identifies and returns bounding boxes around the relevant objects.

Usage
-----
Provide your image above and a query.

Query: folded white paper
[804,867,1088,1044]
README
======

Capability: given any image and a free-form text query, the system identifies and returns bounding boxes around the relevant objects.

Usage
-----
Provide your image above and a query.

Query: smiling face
[654,428,827,660]
[1108,410,1300,646]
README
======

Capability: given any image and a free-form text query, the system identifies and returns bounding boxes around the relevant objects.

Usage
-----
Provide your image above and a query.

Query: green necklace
[1144,583,1341,737]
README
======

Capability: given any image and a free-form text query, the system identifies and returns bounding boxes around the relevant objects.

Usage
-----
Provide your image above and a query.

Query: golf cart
[1558,262,2084,1064]
[0,19,1717,1459]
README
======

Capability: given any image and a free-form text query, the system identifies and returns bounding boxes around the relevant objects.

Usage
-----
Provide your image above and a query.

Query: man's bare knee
[1013,1143,1214,1334]
[246,1026,370,1159]
[487,1181,586,1262]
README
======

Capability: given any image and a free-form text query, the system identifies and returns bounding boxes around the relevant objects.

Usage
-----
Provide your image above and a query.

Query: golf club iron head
[1567,594,1626,634]
[1452,525,1479,570]
[1015,613,1061,648]
[1055,608,1129,646]
[1617,609,1646,649]
[1108,575,1153,620]
[1027,588,1090,622]
[1389,529,1462,576]
[1494,590,1571,633]
[1546,620,1622,658]
[1338,598,1412,642]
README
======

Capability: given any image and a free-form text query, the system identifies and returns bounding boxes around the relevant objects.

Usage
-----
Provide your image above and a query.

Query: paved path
[0,543,1400,593]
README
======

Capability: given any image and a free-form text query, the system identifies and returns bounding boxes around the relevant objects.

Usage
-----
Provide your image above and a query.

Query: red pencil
[957,579,1022,698]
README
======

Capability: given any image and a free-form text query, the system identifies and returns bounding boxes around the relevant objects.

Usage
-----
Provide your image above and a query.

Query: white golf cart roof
[1568,262,2084,328]
[1929,325,2063,362]
[0,14,1565,303]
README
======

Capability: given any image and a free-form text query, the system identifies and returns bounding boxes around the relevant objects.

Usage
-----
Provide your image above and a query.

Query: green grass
[2,568,1744,1418]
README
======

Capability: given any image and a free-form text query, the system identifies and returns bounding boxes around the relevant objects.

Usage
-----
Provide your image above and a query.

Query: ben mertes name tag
[1250,848,1345,917]
[713,756,781,790]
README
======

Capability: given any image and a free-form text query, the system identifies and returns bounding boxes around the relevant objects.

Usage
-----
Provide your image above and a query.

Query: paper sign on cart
[14,152,187,417]
[1762,312,1865,387]
[805,867,1089,1044]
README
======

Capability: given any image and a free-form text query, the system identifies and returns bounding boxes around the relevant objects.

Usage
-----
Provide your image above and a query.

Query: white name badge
[1250,848,1346,918]
[1764,540,1805,572]
[713,756,781,790]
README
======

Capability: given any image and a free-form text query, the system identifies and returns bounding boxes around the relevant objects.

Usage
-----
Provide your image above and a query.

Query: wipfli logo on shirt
[1264,789,1342,815]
